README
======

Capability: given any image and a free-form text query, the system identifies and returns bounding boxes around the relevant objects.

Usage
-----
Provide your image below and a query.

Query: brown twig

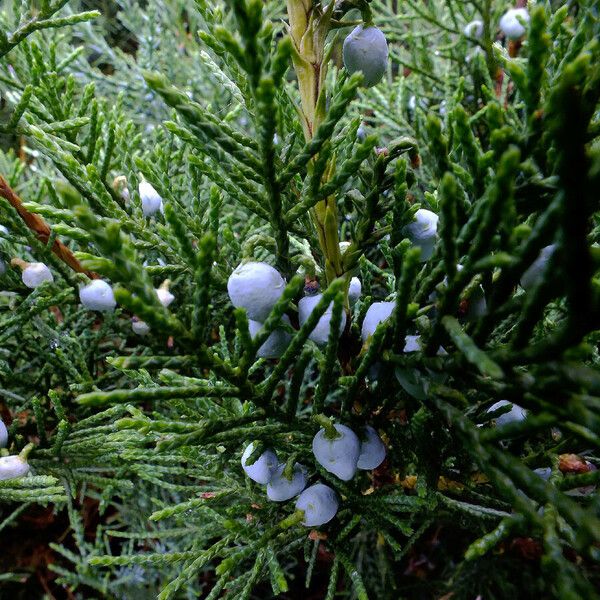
[0,175,97,279]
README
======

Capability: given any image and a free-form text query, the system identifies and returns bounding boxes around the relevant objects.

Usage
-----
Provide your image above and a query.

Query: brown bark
[0,175,97,279]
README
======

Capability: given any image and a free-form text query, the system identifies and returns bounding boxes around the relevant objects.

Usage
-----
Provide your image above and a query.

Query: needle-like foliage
[0,0,599,598]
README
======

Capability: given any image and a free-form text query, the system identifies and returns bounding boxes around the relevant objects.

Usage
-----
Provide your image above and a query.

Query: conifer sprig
[0,0,599,598]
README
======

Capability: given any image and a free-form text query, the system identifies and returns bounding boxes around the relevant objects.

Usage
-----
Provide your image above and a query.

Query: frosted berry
[402,209,439,262]
[464,19,484,38]
[156,282,175,308]
[139,181,163,216]
[248,315,292,359]
[0,419,7,448]
[241,442,278,484]
[266,463,308,502]
[357,124,367,141]
[499,8,529,40]
[361,301,394,343]
[343,25,388,88]
[357,426,386,470]
[298,294,347,347]
[312,424,360,481]
[295,483,339,527]
[533,467,552,481]
[79,280,116,312]
[339,241,351,255]
[0,455,30,481]
[521,245,556,291]
[403,334,421,353]
[348,277,362,307]
[132,317,151,336]
[22,262,54,288]
[488,400,527,427]
[113,175,129,201]
[227,262,285,322]
[402,334,445,357]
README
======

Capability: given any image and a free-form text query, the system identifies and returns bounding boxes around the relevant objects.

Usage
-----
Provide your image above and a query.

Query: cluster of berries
[464,7,530,41]
[6,186,176,335]
[241,424,385,527]
[341,9,530,94]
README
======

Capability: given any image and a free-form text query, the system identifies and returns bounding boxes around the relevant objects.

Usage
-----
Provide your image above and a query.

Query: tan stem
[286,0,343,283]
[10,257,29,271]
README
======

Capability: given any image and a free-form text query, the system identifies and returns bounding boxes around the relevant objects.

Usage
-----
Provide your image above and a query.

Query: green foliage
[0,0,599,598]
